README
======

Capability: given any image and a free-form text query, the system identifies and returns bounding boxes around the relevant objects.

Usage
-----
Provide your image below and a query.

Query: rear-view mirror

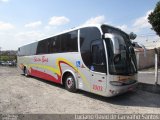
[129,32,137,40]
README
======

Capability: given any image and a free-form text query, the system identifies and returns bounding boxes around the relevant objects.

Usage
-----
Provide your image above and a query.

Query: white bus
[17,24,138,97]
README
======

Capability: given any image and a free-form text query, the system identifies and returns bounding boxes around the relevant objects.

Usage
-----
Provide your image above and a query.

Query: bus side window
[36,39,49,54]
[61,31,78,53]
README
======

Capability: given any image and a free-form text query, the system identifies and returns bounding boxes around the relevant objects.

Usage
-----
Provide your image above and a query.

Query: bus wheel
[65,74,77,92]
[24,67,29,77]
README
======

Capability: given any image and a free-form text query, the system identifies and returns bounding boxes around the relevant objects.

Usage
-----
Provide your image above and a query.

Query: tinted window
[18,42,38,56]
[19,30,78,56]
[61,30,78,52]
[91,40,106,73]
[36,30,78,54]
[30,42,38,55]
[49,36,61,53]
[80,27,101,69]
[25,45,31,56]
[36,39,50,54]
[18,47,23,56]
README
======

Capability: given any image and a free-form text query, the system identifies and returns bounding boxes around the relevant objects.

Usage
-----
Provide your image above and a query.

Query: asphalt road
[138,70,160,85]
[0,66,160,114]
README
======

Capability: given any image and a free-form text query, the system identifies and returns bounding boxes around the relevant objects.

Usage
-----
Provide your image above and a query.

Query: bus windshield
[101,25,137,75]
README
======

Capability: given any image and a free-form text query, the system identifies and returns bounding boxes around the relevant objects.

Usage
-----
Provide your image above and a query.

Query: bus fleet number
[93,84,103,91]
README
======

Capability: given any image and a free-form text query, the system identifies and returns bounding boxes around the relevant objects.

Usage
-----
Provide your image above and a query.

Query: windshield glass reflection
[102,25,137,75]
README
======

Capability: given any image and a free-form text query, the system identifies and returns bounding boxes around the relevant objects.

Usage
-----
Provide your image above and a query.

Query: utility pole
[0,47,1,61]
[154,48,159,85]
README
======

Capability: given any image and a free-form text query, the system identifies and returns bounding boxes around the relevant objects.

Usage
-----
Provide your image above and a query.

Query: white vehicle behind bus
[17,24,138,97]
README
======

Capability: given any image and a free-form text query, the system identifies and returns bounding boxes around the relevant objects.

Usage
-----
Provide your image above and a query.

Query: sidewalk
[137,68,160,94]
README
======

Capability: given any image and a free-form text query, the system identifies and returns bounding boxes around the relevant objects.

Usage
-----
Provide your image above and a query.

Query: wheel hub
[67,77,73,88]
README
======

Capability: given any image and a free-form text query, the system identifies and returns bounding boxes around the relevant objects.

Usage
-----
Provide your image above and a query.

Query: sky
[0,0,159,50]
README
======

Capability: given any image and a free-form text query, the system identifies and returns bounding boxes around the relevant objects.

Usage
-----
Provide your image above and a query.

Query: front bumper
[106,81,138,97]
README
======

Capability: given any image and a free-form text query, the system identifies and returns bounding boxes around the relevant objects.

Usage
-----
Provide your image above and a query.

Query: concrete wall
[136,49,155,70]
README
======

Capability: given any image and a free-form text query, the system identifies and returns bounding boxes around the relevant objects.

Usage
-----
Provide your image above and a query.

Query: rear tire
[65,74,77,92]
[23,67,29,77]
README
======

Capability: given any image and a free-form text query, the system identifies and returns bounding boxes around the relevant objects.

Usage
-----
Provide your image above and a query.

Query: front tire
[65,74,77,92]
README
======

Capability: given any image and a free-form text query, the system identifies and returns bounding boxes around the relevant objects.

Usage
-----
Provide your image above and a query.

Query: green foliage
[0,55,16,61]
[148,1,160,36]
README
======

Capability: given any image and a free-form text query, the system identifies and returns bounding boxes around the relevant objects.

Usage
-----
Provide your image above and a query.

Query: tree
[148,1,160,36]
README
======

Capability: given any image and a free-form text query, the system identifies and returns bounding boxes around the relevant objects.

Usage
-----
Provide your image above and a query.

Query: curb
[137,82,160,94]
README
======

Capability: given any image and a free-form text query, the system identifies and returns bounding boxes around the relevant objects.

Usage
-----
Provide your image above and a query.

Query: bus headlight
[110,81,123,86]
